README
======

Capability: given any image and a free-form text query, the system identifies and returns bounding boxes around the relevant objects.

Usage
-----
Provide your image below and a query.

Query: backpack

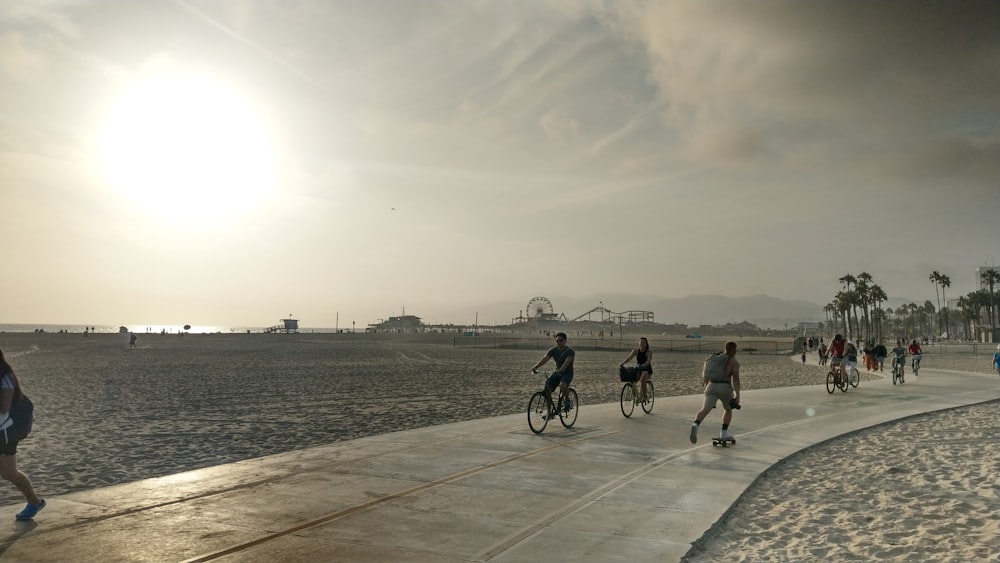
[702,352,729,382]
[4,373,33,441]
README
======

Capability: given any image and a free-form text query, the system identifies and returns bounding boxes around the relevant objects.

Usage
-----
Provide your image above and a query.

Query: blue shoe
[16,499,45,520]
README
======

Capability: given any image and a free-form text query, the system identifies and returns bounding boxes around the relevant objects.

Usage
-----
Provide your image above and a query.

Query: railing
[452,336,795,355]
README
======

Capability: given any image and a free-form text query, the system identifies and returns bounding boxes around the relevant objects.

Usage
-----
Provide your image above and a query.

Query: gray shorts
[702,382,734,411]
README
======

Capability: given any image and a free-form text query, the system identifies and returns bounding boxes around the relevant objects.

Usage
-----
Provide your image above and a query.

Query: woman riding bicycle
[908,339,923,374]
[620,337,653,402]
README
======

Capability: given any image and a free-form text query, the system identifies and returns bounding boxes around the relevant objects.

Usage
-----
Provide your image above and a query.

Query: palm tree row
[825,272,888,342]
[826,267,1000,343]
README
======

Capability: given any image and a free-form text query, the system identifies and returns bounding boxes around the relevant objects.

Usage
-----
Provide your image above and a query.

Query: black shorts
[546,371,574,390]
[0,429,20,456]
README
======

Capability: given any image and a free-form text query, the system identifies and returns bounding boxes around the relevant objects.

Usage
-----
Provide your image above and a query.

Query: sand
[2,332,998,560]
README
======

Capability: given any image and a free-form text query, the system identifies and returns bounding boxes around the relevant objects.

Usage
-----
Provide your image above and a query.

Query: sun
[98,68,275,227]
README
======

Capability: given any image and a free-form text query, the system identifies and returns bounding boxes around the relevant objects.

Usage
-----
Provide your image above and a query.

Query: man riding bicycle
[827,334,846,384]
[891,340,907,383]
[530,332,575,413]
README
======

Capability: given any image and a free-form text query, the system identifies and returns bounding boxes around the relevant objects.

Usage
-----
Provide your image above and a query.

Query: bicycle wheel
[641,381,655,414]
[527,391,550,434]
[839,372,849,392]
[560,388,579,428]
[826,371,836,394]
[850,368,859,388]
[892,367,899,385]
[620,383,636,418]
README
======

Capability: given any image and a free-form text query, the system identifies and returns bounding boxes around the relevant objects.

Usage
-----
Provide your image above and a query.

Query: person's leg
[0,455,41,505]
[720,405,734,439]
[559,380,571,409]
[691,393,717,443]
[638,372,649,400]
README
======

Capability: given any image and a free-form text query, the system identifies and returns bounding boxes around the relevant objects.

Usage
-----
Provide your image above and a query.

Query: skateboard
[712,437,736,447]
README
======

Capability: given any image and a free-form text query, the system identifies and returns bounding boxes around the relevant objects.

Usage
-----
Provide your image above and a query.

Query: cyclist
[992,344,1000,376]
[891,339,907,383]
[908,339,923,374]
[620,337,653,403]
[844,340,860,384]
[530,332,575,413]
[827,334,846,384]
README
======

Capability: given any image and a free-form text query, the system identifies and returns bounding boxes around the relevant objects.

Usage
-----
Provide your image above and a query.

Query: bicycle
[848,363,860,388]
[620,376,654,418]
[911,355,921,376]
[826,362,849,394]
[527,371,579,434]
[891,360,904,385]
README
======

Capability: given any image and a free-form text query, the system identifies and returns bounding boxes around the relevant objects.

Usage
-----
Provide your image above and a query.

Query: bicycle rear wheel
[641,382,655,414]
[527,392,550,434]
[850,368,859,388]
[620,383,636,418]
[560,388,579,428]
[826,371,836,394]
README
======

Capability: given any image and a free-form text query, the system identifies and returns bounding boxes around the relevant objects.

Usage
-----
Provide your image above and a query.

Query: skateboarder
[690,341,741,444]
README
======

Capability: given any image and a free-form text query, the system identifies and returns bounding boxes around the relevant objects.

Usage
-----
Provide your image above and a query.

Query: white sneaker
[689,423,699,444]
[720,430,734,441]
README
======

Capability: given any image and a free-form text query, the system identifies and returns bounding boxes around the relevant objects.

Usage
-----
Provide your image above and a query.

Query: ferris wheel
[526,296,554,318]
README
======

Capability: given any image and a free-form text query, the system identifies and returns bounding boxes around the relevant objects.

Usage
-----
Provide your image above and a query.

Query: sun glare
[99,69,275,227]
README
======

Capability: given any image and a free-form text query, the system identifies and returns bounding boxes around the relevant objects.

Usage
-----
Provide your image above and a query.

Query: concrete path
[2,367,997,562]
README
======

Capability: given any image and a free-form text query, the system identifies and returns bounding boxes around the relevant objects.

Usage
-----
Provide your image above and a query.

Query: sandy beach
[1,332,997,560]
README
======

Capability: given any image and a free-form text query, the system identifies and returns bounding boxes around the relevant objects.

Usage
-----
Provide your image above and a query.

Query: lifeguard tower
[265,316,299,333]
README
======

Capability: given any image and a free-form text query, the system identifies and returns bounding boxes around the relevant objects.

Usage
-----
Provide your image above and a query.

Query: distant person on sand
[129,332,137,348]
[530,332,575,413]
[689,341,741,444]
[620,337,653,402]
[0,350,46,520]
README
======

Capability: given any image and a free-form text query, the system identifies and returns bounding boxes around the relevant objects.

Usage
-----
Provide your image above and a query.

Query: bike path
[2,368,997,562]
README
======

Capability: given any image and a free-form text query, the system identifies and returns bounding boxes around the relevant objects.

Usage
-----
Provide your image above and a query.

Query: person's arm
[620,349,637,367]
[731,360,741,401]
[530,353,551,372]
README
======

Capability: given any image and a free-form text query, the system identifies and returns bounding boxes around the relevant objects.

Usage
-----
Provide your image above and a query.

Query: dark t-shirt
[874,344,887,357]
[547,346,575,376]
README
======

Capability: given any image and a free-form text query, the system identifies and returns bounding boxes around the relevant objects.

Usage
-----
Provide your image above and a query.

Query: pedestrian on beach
[0,350,46,520]
[129,332,137,348]
[801,348,807,364]
[620,337,653,403]
[690,341,741,444]
[530,332,576,413]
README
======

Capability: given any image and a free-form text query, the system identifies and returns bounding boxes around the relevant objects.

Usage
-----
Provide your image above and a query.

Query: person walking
[992,344,1000,376]
[0,350,46,520]
[689,341,741,444]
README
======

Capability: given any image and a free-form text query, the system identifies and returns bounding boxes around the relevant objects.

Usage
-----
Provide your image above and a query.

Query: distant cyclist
[891,340,907,382]
[827,334,846,384]
[908,339,923,374]
[992,344,999,376]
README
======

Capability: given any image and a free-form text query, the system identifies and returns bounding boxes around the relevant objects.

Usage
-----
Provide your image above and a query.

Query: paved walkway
[2,367,998,562]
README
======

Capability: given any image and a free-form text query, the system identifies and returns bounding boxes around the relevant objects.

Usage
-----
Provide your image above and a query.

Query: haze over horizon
[2,1,998,329]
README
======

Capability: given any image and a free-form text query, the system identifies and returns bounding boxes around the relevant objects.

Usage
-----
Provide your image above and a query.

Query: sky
[2,0,999,328]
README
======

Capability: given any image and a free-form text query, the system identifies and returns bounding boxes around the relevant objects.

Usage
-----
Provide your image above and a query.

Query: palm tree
[857,272,874,340]
[839,274,859,338]
[939,274,951,338]
[981,267,1000,329]
[870,284,887,340]
[929,271,942,335]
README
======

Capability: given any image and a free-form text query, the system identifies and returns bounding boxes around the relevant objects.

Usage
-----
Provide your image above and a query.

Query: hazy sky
[2,0,998,328]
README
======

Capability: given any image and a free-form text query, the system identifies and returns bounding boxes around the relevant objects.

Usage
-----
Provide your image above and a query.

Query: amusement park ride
[512,296,653,326]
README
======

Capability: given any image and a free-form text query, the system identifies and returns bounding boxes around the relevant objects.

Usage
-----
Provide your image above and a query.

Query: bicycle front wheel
[826,371,836,394]
[641,382,654,414]
[850,369,859,388]
[527,392,550,434]
[620,383,636,418]
[560,388,579,428]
